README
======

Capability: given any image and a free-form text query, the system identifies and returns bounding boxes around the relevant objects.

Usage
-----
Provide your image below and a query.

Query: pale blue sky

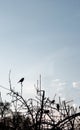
[0,0,80,105]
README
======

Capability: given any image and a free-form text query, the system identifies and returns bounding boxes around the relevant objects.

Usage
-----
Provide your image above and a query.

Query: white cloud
[51,79,66,88]
[72,81,80,88]
[50,79,66,96]
[23,81,35,97]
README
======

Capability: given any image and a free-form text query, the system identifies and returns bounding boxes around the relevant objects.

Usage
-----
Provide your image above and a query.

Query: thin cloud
[51,79,66,88]
[72,81,80,88]
[51,79,66,95]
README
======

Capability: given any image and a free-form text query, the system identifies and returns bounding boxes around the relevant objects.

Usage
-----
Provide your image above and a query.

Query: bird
[51,100,55,104]
[18,78,24,83]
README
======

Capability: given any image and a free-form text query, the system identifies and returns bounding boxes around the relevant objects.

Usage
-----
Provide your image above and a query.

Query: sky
[0,0,80,106]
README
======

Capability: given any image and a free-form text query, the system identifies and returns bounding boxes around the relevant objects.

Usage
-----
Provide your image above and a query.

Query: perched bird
[18,78,24,83]
[51,100,55,104]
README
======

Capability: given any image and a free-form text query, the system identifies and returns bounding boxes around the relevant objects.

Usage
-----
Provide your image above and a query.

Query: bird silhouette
[51,100,55,104]
[18,78,24,83]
